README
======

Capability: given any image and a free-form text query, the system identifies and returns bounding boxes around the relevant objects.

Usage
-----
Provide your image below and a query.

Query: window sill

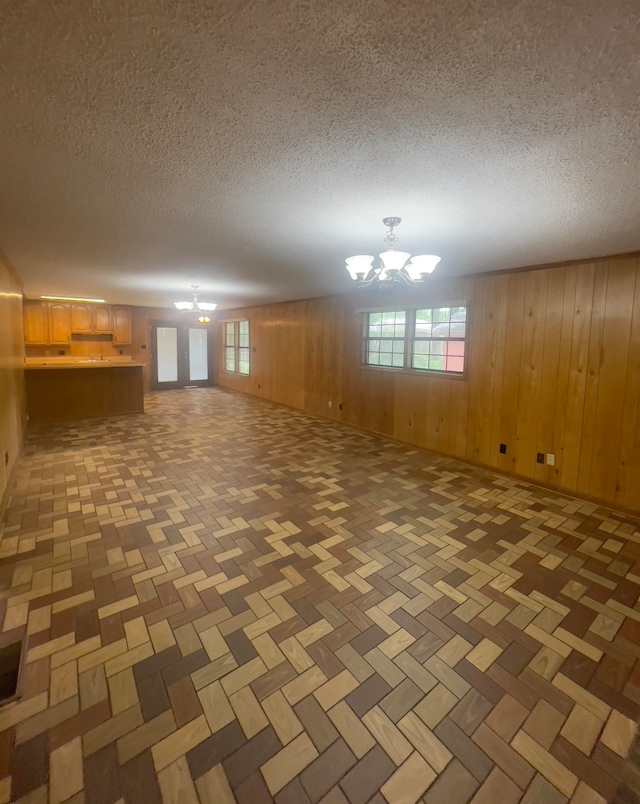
[360,364,467,381]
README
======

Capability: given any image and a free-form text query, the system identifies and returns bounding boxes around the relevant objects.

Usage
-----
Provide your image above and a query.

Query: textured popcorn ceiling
[1,0,639,309]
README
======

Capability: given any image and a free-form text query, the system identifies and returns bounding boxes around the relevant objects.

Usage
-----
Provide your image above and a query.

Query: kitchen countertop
[25,362,145,370]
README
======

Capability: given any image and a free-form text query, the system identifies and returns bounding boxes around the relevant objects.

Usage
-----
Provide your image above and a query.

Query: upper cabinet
[112,307,132,344]
[93,305,112,334]
[71,303,112,334]
[70,304,92,333]
[24,300,132,346]
[24,301,48,344]
[48,303,72,344]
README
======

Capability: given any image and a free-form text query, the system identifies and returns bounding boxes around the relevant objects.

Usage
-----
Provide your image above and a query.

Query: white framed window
[364,310,407,368]
[224,319,250,374]
[363,304,467,375]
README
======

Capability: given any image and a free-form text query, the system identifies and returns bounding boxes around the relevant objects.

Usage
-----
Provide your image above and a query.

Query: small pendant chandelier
[174,285,217,323]
[345,217,441,287]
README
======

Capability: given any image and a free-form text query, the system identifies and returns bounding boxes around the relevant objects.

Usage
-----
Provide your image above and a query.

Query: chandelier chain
[383,226,399,248]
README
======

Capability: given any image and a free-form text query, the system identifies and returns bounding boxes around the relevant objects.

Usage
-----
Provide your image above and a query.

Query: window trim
[222,318,250,375]
[360,302,469,379]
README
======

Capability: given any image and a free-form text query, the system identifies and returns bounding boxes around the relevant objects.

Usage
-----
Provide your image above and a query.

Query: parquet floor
[1,388,640,804]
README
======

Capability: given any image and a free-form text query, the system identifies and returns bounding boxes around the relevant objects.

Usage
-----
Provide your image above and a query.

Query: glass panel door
[188,328,208,381]
[151,322,213,390]
[156,327,178,382]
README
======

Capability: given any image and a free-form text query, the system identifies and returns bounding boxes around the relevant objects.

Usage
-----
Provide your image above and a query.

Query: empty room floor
[1,388,639,804]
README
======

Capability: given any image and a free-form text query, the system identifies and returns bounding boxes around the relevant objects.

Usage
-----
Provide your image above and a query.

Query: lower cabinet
[25,365,144,423]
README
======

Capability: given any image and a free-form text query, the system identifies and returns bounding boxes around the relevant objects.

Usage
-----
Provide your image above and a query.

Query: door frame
[150,320,215,390]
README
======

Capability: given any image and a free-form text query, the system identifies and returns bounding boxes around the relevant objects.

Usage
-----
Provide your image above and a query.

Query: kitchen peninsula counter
[25,361,145,423]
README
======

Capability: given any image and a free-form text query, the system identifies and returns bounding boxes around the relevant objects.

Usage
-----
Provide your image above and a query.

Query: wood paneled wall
[0,253,25,513]
[216,256,640,513]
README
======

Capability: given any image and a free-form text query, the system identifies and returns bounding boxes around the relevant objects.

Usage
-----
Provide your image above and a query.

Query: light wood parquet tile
[1,387,640,802]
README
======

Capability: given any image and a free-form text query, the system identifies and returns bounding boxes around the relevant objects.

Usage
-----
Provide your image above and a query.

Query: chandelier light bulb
[345,255,375,280]
[406,255,441,280]
[378,250,411,280]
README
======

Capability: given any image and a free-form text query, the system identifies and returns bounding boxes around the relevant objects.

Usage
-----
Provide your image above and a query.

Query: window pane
[378,352,396,367]
[415,310,432,336]
[225,346,235,372]
[225,322,235,346]
[188,328,208,381]
[238,320,249,347]
[157,327,178,383]
[444,341,465,372]
[385,311,405,337]
[238,347,250,374]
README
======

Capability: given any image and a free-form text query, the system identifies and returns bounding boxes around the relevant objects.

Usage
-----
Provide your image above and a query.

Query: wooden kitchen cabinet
[94,305,112,333]
[48,303,71,344]
[24,300,131,346]
[112,307,132,344]
[70,304,93,333]
[24,301,48,344]
[71,303,112,334]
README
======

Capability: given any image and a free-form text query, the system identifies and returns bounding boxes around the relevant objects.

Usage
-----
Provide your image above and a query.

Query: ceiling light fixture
[174,285,217,323]
[345,217,441,288]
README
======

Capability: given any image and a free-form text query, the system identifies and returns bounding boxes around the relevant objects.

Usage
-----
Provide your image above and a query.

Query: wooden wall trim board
[216,257,640,515]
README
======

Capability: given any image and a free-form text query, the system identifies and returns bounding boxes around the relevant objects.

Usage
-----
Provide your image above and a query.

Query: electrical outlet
[4,451,8,466]
[339,403,343,411]
[328,400,332,408]
[499,443,507,454]
[536,452,544,464]
[547,453,555,466]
